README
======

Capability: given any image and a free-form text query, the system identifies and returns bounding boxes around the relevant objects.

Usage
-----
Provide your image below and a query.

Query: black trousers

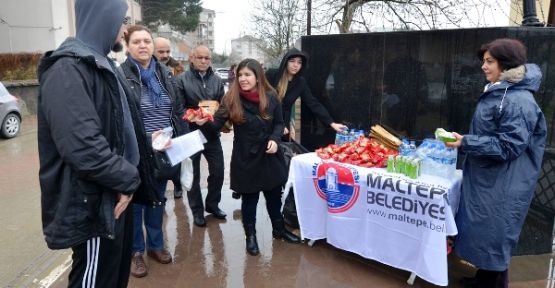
[474,269,509,288]
[170,165,182,192]
[187,137,224,215]
[241,185,283,225]
[68,208,133,288]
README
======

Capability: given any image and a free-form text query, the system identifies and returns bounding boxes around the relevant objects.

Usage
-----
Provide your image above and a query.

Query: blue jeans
[132,181,167,254]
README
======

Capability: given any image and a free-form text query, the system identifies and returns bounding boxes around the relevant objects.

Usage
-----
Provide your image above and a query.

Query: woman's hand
[289,127,296,141]
[445,132,463,148]
[330,122,348,132]
[152,130,172,151]
[283,127,289,135]
[266,140,278,154]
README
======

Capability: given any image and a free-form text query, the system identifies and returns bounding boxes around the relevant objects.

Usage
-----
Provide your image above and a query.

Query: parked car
[215,68,229,83]
[0,82,22,138]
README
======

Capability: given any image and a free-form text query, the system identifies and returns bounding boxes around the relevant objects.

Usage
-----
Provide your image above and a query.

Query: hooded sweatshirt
[265,48,334,128]
[37,0,142,249]
[75,0,139,166]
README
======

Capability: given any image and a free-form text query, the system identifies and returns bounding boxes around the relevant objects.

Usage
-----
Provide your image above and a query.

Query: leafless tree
[250,0,306,64]
[311,0,511,33]
[249,0,518,63]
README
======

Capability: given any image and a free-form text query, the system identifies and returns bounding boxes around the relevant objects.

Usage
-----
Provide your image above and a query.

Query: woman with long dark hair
[447,38,546,288]
[266,48,346,140]
[194,58,301,256]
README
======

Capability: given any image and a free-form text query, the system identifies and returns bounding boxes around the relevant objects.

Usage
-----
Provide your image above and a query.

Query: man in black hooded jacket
[37,0,142,287]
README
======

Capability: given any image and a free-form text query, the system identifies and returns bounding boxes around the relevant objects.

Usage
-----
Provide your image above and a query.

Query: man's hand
[114,193,133,219]
[193,117,210,126]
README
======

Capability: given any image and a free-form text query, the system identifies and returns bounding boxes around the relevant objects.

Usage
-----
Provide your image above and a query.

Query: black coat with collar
[37,38,141,249]
[265,48,334,128]
[200,91,287,194]
[175,65,225,139]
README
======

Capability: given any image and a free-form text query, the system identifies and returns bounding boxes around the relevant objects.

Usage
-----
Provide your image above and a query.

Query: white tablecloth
[284,153,462,286]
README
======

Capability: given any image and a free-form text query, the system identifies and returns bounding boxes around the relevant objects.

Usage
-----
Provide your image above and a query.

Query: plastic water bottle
[335,127,349,145]
[400,139,409,156]
[152,126,173,151]
[409,140,416,156]
[426,143,438,176]
[446,147,458,176]
[349,129,356,143]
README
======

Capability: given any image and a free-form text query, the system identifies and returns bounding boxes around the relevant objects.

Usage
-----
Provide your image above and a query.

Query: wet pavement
[1,115,553,288]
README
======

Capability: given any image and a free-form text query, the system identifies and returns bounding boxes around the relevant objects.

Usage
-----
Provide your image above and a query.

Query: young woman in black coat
[194,58,301,256]
[266,48,347,140]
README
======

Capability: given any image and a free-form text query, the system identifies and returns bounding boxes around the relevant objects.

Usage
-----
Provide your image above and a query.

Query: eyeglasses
[195,56,211,61]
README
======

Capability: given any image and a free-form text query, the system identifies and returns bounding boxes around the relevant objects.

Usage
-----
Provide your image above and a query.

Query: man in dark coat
[175,45,227,227]
[37,0,141,286]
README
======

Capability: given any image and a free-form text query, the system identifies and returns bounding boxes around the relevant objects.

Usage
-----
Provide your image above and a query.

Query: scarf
[129,57,162,107]
[239,90,260,104]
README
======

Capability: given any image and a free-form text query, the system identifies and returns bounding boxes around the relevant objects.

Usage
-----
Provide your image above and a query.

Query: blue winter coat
[454,64,547,270]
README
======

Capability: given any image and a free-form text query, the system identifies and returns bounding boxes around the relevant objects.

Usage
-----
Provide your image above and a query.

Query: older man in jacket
[176,45,226,227]
[37,0,141,287]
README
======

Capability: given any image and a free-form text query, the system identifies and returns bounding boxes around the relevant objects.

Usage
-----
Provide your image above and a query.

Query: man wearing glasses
[176,45,226,227]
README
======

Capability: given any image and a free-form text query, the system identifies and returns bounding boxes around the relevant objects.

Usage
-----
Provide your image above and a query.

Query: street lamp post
[307,0,312,35]
[522,0,544,26]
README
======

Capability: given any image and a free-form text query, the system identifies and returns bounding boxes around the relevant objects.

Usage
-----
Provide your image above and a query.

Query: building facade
[155,24,193,63]
[230,35,267,66]
[0,0,141,54]
[185,8,216,52]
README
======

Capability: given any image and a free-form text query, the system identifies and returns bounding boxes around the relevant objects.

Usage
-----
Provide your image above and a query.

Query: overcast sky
[202,0,253,54]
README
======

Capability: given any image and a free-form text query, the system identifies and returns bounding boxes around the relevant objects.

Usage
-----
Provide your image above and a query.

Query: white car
[0,82,22,138]
[215,68,229,83]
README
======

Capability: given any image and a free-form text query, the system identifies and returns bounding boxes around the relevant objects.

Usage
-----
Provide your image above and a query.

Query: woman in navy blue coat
[447,38,546,287]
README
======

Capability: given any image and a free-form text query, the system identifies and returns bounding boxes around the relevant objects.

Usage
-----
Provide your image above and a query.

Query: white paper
[165,130,207,166]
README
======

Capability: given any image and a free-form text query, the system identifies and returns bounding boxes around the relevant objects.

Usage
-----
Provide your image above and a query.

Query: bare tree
[311,0,512,33]
[250,0,306,64]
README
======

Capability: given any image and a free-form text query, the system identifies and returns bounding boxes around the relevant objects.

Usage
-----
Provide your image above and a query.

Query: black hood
[75,0,128,55]
[268,48,308,86]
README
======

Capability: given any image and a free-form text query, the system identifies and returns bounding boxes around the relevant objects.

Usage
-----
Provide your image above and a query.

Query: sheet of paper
[165,130,207,166]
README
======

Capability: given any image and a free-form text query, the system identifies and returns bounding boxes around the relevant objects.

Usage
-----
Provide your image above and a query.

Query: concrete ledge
[4,80,39,116]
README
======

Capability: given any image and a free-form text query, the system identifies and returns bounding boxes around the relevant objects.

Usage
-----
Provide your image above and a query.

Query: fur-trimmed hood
[486,64,542,94]
[499,65,526,83]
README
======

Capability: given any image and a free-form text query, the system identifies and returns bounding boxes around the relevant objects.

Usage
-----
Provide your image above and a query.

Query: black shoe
[193,214,206,227]
[232,192,241,199]
[459,276,477,288]
[271,218,301,243]
[174,189,183,199]
[206,207,227,219]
